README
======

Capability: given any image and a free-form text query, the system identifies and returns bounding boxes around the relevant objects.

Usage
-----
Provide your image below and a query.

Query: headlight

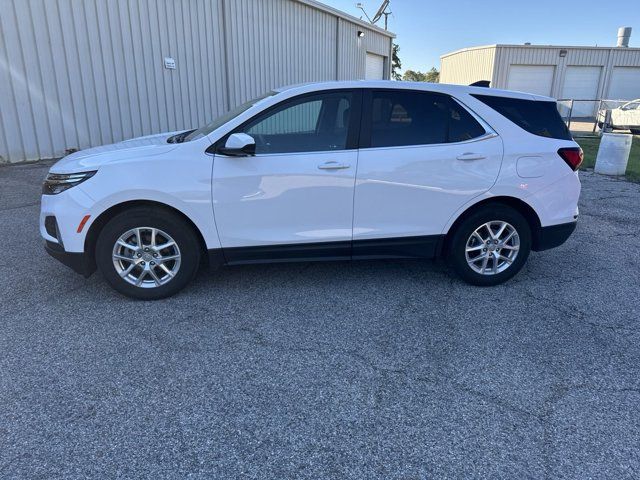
[42,171,96,195]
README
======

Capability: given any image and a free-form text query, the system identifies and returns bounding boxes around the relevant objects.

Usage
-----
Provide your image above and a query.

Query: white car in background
[599,99,640,134]
[40,81,582,299]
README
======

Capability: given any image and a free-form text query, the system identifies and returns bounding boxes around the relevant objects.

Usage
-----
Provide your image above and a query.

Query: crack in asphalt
[0,202,41,212]
[227,321,639,420]
[521,289,638,333]
[225,320,640,480]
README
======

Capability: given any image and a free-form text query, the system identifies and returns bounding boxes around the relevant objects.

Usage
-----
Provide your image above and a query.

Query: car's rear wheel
[95,207,201,299]
[448,205,531,286]
[630,128,640,135]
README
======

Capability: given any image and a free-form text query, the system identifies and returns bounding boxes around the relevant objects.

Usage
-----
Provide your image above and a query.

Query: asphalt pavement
[1,161,639,479]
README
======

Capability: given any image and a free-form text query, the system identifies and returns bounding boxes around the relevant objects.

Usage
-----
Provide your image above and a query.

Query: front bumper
[40,187,95,252]
[45,241,94,277]
[40,185,98,277]
[533,221,577,252]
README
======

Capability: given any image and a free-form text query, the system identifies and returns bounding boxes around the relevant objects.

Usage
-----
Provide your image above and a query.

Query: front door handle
[457,152,487,161]
[318,161,350,170]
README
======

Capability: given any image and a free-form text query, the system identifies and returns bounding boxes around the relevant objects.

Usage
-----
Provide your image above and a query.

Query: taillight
[558,147,583,171]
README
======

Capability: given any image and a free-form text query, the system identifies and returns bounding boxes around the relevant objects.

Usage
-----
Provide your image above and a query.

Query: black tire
[630,129,640,135]
[448,205,531,286]
[95,207,201,300]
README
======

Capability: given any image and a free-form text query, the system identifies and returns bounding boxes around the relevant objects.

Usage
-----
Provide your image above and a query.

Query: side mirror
[218,133,256,157]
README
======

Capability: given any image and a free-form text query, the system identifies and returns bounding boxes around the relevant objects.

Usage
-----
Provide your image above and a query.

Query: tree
[402,67,440,83]
[402,70,427,82]
[391,43,402,81]
[425,67,440,83]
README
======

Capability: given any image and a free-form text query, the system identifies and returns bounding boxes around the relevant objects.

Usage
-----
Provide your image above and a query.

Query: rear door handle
[456,153,487,161]
[318,161,350,170]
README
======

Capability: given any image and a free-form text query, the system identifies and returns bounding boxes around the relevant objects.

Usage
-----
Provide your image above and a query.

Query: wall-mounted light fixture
[559,49,568,57]
[357,30,365,38]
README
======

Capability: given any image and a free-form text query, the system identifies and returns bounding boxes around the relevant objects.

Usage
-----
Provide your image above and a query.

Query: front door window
[239,92,354,154]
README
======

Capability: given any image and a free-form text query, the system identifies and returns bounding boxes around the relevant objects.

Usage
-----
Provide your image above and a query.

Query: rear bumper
[533,221,577,251]
[45,241,93,277]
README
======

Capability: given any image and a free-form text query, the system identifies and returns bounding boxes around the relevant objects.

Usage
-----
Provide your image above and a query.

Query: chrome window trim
[357,132,499,153]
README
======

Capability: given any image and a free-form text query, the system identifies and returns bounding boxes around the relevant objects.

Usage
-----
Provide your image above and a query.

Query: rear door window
[472,94,572,140]
[366,90,486,148]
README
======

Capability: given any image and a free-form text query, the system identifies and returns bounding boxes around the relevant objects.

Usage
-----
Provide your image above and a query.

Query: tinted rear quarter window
[369,91,486,148]
[472,94,572,140]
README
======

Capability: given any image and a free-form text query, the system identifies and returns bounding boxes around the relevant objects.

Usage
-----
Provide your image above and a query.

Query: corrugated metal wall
[439,47,496,86]
[492,46,640,100]
[337,18,390,80]
[440,44,640,102]
[223,0,337,108]
[0,0,393,163]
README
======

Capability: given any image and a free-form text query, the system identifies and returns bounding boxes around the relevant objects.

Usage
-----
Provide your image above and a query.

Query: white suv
[41,81,582,299]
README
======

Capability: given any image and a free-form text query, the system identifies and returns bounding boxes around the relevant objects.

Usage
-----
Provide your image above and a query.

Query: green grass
[575,135,640,183]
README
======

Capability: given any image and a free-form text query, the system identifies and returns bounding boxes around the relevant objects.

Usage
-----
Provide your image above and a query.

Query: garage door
[365,53,385,80]
[507,65,555,96]
[561,66,602,118]
[608,67,640,100]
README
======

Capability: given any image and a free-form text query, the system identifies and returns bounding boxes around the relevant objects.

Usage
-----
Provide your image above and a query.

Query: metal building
[440,30,640,117]
[0,0,394,163]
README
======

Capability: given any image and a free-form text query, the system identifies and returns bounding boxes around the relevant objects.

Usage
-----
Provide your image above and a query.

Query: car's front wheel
[95,207,201,299]
[448,205,531,286]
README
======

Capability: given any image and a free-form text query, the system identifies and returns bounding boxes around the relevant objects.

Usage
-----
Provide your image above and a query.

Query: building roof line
[295,0,396,38]
[442,43,640,59]
[497,43,640,50]
[440,45,498,59]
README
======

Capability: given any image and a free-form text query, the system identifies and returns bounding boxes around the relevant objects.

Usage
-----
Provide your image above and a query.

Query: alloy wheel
[112,227,181,288]
[465,221,520,275]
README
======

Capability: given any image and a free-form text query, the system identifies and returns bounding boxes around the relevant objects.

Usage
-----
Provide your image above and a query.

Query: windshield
[183,91,276,142]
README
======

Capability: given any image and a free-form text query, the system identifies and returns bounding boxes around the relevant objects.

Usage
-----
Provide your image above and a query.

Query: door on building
[212,90,361,260]
[561,66,602,118]
[365,53,385,80]
[608,67,640,100]
[507,65,555,97]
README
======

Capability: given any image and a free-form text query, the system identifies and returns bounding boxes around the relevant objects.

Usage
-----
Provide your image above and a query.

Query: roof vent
[617,27,632,47]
